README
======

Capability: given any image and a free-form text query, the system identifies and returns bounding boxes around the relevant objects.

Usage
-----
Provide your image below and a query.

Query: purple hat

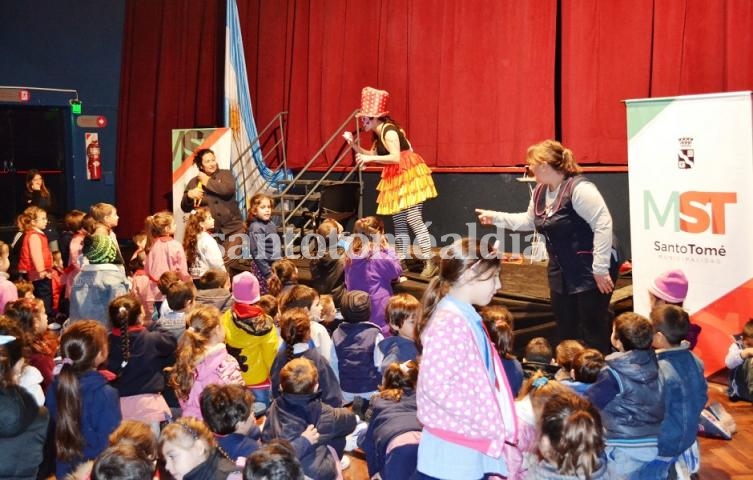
[648,270,688,304]
[232,272,260,305]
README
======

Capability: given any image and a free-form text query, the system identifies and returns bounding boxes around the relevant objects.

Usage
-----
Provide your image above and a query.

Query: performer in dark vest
[477,139,618,353]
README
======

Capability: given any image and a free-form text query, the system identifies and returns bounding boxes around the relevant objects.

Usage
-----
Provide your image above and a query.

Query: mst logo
[644,190,737,234]
[678,137,694,169]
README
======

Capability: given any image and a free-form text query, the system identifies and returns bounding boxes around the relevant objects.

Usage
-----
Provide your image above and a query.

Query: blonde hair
[145,211,174,251]
[319,294,335,316]
[166,305,222,400]
[527,139,582,176]
[159,417,215,460]
[90,203,116,223]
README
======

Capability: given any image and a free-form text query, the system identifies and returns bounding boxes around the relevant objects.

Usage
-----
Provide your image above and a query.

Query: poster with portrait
[171,128,232,243]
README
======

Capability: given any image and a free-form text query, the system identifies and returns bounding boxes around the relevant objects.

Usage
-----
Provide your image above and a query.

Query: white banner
[626,91,753,376]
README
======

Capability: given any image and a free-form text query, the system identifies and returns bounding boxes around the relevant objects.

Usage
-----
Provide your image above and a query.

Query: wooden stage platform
[294,256,633,354]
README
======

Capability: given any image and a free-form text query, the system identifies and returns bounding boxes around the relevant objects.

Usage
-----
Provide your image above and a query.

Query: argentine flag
[225,0,288,216]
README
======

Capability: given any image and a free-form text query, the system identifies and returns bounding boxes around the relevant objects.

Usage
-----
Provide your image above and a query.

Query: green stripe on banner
[626,99,674,139]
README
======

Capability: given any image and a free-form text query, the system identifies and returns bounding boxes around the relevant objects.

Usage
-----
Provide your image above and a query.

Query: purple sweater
[344,248,402,335]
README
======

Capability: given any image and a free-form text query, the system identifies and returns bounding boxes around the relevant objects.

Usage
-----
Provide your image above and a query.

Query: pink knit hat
[648,269,688,304]
[232,272,260,305]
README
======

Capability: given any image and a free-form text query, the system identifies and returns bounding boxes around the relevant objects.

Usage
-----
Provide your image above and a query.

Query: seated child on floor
[194,268,233,313]
[726,318,753,403]
[481,304,523,396]
[262,358,357,480]
[554,339,585,382]
[645,304,706,479]
[522,336,559,379]
[159,417,240,480]
[333,290,383,403]
[561,348,605,395]
[527,391,608,479]
[243,440,305,480]
[200,384,320,464]
[378,293,420,372]
[585,312,664,479]
[358,361,422,480]
[507,372,570,480]
[648,269,701,349]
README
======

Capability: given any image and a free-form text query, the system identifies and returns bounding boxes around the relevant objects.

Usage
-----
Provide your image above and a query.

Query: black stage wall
[309,171,631,260]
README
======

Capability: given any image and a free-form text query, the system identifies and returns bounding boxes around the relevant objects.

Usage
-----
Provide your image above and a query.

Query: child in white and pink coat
[144,211,190,307]
[416,238,517,480]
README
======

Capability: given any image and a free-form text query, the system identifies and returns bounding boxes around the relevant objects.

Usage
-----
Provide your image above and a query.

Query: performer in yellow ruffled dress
[344,87,439,277]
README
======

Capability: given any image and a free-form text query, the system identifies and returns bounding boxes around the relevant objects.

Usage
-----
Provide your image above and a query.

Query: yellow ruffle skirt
[376,151,438,215]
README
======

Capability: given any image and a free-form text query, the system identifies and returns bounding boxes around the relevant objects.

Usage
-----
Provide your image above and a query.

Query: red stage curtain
[561,0,753,165]
[116,0,753,236]
[237,0,557,169]
[116,0,224,238]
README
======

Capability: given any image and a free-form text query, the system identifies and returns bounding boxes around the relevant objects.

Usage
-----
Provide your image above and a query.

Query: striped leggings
[393,203,432,260]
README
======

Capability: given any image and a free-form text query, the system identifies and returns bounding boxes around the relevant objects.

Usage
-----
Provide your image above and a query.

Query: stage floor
[294,256,633,354]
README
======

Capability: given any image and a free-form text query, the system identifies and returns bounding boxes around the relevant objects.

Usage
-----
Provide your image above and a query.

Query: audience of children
[521,336,560,379]
[585,312,665,479]
[528,391,609,479]
[5,297,58,391]
[166,305,244,420]
[16,206,55,315]
[0,240,19,312]
[725,318,753,403]
[106,294,177,431]
[0,330,50,479]
[262,357,357,480]
[309,218,347,307]
[159,416,241,480]
[481,304,524,396]
[0,197,729,480]
[279,284,338,374]
[648,268,701,349]
[144,211,190,306]
[645,304,707,479]
[333,289,383,403]
[184,207,227,283]
[247,193,281,292]
[69,234,130,326]
[156,280,195,339]
[358,360,422,480]
[415,238,517,479]
[270,308,343,408]
[194,268,233,312]
[562,348,605,395]
[344,216,403,335]
[46,320,122,478]
[244,440,305,480]
[221,271,279,411]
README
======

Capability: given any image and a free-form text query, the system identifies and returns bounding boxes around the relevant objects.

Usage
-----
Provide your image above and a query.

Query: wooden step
[271,192,321,201]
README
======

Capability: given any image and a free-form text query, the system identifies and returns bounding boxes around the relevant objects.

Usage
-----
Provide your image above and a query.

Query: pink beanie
[648,269,688,304]
[232,272,260,304]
